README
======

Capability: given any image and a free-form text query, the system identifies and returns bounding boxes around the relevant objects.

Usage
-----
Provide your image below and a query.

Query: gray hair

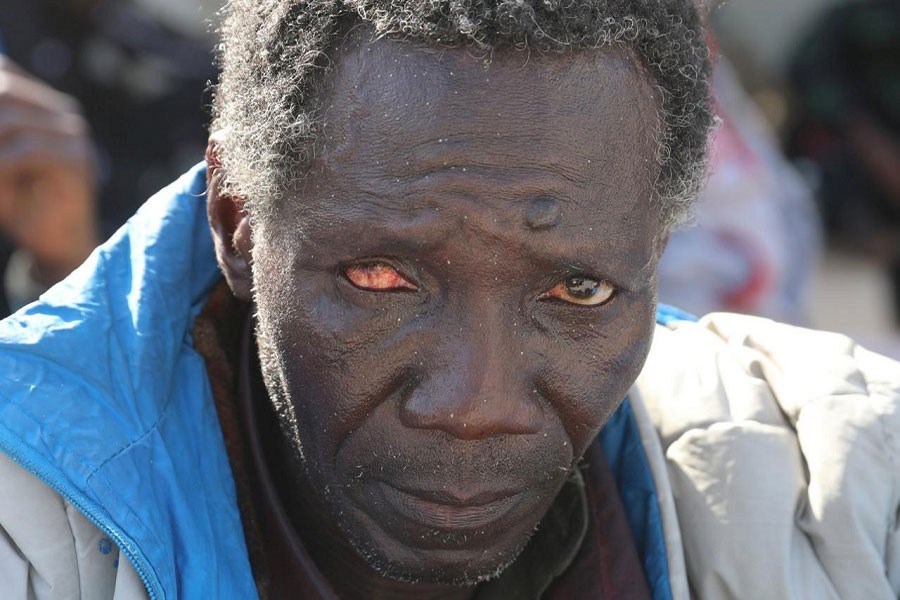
[212,0,715,234]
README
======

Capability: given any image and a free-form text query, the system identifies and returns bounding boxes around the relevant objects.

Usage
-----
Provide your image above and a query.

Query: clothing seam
[1,377,176,482]
[86,395,174,479]
[84,459,169,590]
[0,394,171,560]
[0,312,180,482]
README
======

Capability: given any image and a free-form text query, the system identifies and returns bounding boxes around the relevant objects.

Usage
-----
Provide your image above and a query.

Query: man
[0,1,896,599]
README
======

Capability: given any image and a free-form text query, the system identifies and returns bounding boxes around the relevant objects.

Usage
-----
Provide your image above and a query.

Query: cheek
[253,251,415,460]
[538,295,657,454]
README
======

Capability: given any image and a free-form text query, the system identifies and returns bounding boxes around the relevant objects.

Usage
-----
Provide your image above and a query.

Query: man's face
[251,35,662,584]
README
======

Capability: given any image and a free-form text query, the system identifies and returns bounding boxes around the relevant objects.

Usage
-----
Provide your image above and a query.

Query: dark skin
[209,33,664,600]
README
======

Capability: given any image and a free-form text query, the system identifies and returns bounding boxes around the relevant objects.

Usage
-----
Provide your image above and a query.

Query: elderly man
[0,1,896,599]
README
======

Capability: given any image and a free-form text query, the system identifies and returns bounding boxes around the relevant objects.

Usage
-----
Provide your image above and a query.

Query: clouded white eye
[345,262,417,292]
[539,276,615,306]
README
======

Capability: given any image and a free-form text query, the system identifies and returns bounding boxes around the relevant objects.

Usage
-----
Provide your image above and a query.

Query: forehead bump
[525,198,562,230]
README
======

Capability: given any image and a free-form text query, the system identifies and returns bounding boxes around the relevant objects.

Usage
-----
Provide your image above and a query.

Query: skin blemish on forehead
[524,197,562,230]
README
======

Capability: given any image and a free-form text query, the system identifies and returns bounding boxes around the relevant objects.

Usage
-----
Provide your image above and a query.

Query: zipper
[0,430,161,599]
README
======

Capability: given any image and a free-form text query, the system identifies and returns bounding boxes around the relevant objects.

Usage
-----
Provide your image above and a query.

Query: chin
[332,482,551,587]
[344,525,531,587]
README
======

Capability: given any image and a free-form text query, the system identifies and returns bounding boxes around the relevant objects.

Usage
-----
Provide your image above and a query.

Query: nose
[400,335,544,440]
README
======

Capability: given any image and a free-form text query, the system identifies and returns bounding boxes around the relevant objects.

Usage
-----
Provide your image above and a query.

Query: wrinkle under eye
[345,263,418,292]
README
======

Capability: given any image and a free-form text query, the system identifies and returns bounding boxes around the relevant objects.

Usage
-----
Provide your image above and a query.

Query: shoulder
[635,312,900,599]
[0,453,148,600]
[640,312,898,446]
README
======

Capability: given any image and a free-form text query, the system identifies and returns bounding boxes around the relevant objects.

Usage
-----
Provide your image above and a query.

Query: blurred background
[0,0,897,357]
[708,0,900,359]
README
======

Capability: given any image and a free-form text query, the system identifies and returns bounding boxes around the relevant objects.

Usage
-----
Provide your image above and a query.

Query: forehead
[276,34,662,268]
[317,33,660,174]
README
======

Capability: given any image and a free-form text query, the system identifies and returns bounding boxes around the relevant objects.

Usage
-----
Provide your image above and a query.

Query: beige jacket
[1,313,898,599]
[635,313,900,600]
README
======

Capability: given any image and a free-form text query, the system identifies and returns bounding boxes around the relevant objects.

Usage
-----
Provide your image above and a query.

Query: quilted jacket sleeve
[0,453,149,600]
[635,313,900,600]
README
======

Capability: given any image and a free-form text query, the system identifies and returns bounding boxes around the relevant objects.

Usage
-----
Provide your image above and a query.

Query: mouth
[376,481,525,531]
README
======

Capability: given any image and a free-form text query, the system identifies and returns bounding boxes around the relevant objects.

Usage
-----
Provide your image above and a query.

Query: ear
[206,136,253,303]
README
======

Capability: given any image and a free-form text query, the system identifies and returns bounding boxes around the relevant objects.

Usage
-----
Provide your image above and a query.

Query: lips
[377,481,525,531]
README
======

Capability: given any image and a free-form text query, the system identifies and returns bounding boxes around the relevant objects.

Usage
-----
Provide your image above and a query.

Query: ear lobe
[206,142,253,303]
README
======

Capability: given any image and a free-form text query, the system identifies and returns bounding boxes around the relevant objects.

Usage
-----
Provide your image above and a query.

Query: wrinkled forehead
[263,31,665,262]
[314,30,662,180]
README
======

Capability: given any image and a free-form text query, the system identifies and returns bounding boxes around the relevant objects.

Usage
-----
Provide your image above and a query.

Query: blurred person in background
[788,0,900,322]
[0,57,97,314]
[0,0,222,314]
[657,14,823,326]
[659,49,822,325]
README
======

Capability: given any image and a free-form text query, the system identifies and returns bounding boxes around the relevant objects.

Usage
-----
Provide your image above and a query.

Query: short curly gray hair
[212,0,714,234]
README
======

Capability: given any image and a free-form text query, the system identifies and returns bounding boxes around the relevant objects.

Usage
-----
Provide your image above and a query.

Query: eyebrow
[341,210,656,289]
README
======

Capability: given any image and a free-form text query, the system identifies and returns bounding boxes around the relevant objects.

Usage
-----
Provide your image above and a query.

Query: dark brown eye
[539,276,615,306]
[345,263,417,292]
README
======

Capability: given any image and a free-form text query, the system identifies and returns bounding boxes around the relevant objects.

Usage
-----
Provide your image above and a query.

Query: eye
[539,276,616,307]
[344,262,417,292]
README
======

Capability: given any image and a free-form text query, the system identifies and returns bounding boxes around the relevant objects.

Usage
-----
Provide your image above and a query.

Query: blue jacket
[0,165,677,599]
